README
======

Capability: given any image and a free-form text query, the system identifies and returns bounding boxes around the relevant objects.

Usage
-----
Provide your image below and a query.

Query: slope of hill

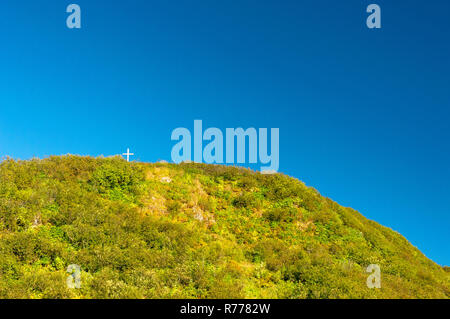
[0,156,448,299]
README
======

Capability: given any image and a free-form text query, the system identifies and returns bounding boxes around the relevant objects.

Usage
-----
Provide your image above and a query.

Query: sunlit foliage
[0,156,448,299]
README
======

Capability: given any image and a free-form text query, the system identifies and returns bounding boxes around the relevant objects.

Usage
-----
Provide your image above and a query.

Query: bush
[263,207,296,223]
[232,193,259,209]
[90,160,143,195]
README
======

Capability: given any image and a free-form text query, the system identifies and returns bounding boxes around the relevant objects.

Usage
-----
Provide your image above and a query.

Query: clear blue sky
[0,1,449,265]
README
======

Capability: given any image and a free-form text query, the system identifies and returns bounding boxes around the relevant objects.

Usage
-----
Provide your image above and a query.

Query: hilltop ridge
[0,156,448,298]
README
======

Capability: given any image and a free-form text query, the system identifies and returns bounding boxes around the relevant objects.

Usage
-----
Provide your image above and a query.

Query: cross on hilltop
[122,148,134,162]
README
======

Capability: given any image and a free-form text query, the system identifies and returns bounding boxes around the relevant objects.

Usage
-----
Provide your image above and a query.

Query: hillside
[0,156,448,299]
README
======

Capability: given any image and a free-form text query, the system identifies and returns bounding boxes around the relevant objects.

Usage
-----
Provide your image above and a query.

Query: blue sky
[0,1,449,265]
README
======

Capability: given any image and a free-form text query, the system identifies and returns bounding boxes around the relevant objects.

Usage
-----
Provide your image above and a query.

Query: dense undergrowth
[0,156,448,299]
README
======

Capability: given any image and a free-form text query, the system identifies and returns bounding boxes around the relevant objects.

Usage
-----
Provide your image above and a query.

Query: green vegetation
[0,156,448,299]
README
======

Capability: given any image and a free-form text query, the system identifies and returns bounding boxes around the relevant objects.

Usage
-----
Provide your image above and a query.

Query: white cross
[122,148,134,162]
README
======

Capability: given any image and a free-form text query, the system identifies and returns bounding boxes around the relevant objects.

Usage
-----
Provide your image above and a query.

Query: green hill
[0,156,448,299]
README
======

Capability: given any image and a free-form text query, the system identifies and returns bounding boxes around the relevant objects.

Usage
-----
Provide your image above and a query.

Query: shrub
[263,207,296,223]
[90,161,143,195]
[232,193,259,209]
